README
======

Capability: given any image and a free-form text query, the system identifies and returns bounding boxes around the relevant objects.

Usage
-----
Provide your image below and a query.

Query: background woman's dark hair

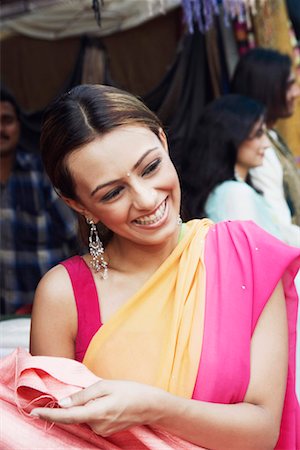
[40,84,163,244]
[230,48,291,124]
[182,94,265,218]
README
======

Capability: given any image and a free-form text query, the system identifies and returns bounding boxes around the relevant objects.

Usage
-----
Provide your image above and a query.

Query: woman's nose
[260,133,271,149]
[131,182,157,211]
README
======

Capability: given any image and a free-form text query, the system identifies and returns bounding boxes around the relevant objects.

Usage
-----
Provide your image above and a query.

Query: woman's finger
[30,404,97,424]
[59,380,107,408]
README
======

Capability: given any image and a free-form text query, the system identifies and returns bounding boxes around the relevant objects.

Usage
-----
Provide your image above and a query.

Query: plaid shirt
[0,150,79,315]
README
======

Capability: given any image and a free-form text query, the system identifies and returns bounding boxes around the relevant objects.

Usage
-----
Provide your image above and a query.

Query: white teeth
[134,201,166,225]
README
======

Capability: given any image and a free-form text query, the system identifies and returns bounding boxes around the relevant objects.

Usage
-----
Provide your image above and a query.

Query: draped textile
[193,220,300,450]
[83,219,300,449]
[1,0,181,41]
[144,29,214,180]
[82,219,299,448]
[0,219,299,449]
[83,220,211,399]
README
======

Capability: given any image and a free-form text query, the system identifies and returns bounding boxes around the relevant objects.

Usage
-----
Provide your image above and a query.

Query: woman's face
[66,125,181,247]
[236,119,270,171]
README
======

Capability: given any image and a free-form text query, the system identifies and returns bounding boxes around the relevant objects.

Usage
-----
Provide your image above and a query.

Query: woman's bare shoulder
[32,262,77,323]
[30,263,77,358]
[35,263,73,300]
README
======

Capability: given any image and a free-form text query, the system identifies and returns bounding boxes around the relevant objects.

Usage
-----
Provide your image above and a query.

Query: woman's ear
[60,195,90,219]
[158,128,169,153]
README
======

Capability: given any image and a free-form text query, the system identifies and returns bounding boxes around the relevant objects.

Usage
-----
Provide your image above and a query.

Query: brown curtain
[0,8,181,111]
[1,36,81,112]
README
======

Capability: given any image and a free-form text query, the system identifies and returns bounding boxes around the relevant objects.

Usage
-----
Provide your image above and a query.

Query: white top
[250,131,300,247]
[205,180,282,240]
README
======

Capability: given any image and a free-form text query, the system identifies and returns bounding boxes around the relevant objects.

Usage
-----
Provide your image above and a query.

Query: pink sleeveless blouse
[60,256,102,362]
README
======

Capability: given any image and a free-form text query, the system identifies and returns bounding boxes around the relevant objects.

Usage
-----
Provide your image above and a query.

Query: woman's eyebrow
[90,147,158,197]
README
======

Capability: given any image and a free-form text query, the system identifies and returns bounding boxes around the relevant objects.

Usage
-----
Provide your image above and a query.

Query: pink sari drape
[193,221,300,450]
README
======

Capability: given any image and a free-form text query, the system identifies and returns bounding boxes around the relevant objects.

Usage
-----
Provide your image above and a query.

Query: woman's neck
[234,164,248,182]
[106,228,181,275]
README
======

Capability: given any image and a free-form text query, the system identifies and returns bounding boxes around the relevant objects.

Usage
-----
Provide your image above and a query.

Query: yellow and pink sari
[1,219,299,449]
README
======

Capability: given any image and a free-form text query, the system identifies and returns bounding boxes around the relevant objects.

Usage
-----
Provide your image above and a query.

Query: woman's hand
[30,379,164,436]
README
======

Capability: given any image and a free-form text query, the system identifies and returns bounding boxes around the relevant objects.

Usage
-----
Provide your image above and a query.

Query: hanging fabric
[181,0,269,33]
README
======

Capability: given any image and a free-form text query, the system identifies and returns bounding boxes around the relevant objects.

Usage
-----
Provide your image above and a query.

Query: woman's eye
[248,127,265,140]
[255,129,264,138]
[101,186,124,202]
[142,158,161,176]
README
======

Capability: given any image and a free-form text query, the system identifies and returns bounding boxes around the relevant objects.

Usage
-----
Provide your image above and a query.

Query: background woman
[231,48,300,247]
[183,94,282,240]
[27,85,299,449]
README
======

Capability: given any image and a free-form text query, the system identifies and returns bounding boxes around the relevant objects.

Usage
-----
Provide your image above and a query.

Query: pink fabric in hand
[0,348,204,449]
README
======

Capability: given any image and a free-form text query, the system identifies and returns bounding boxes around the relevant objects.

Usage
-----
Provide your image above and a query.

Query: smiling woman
[7,84,298,450]
[64,126,180,249]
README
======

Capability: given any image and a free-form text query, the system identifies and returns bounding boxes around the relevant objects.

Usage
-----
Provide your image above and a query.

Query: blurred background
[1,0,299,172]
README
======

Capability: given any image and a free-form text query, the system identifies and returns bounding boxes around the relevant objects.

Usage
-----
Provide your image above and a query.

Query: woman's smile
[133,198,167,226]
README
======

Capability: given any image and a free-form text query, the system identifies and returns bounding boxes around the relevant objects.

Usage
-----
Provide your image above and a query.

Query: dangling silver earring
[86,218,108,279]
[177,215,183,226]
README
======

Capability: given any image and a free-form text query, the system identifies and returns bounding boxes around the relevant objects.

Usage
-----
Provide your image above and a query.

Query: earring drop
[177,215,183,226]
[86,218,108,279]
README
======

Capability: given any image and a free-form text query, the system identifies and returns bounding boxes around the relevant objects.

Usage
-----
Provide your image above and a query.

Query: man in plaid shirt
[0,87,79,315]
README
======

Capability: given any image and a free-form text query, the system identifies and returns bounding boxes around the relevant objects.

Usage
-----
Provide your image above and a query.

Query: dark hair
[40,84,163,244]
[231,48,291,124]
[0,85,21,120]
[182,94,265,218]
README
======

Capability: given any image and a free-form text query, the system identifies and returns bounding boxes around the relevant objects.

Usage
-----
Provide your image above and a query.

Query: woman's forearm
[150,390,279,450]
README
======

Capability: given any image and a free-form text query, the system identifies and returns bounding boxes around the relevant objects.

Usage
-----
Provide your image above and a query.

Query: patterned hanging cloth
[181,0,268,33]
